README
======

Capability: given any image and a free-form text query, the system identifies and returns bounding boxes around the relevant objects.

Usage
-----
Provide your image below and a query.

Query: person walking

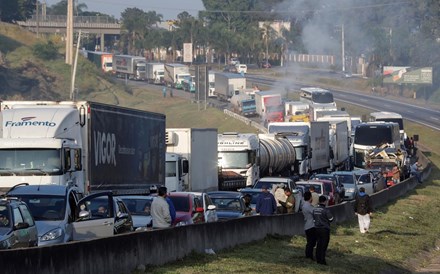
[151,186,172,228]
[279,187,295,213]
[256,184,277,216]
[162,86,167,98]
[313,196,334,265]
[302,191,317,260]
[354,187,373,234]
[309,185,320,206]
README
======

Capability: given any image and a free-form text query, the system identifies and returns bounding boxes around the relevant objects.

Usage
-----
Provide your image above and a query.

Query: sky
[43,0,205,20]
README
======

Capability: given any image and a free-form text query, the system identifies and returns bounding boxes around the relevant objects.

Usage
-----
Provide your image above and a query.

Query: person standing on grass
[256,184,277,216]
[354,187,373,234]
[313,195,334,265]
[302,191,317,260]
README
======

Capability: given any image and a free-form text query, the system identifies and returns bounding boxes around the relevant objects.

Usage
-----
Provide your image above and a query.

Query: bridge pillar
[101,33,105,52]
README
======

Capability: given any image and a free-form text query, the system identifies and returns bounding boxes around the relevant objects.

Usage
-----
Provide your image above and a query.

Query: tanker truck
[217,132,296,190]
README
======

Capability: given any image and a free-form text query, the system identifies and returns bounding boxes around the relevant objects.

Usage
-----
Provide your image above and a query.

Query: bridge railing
[26,15,120,24]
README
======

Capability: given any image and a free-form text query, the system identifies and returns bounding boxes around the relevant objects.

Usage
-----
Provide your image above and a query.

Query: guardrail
[223,109,268,133]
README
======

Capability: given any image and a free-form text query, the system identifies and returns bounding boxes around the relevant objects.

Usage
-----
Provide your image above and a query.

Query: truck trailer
[146,62,165,84]
[0,101,166,194]
[214,72,246,101]
[255,91,284,126]
[164,63,191,89]
[165,128,218,192]
[87,51,113,73]
[113,55,147,80]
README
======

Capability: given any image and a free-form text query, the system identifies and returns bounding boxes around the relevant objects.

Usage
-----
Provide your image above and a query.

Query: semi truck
[255,91,284,126]
[146,62,165,84]
[267,121,330,177]
[164,63,191,89]
[165,128,218,192]
[87,51,113,73]
[230,92,256,117]
[217,132,297,190]
[113,55,147,80]
[0,101,166,194]
[214,72,246,101]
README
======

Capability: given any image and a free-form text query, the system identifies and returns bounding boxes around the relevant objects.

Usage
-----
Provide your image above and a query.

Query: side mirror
[207,205,216,211]
[14,222,30,230]
[78,210,90,219]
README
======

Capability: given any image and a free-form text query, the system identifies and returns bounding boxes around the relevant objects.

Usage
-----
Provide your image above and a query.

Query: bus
[369,111,406,142]
[299,87,337,109]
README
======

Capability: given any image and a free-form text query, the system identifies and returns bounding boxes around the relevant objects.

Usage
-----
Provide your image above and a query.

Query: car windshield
[335,174,355,185]
[120,198,152,216]
[168,196,190,212]
[211,198,243,211]
[297,184,323,194]
[17,195,66,221]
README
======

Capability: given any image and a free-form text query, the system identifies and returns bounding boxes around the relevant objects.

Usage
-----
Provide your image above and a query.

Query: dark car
[208,191,252,220]
[260,61,272,68]
[0,198,38,249]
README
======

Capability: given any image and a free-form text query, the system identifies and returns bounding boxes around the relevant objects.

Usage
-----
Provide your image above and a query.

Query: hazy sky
[44,0,205,20]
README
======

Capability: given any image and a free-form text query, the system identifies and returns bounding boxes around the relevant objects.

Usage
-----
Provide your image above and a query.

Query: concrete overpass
[18,15,121,50]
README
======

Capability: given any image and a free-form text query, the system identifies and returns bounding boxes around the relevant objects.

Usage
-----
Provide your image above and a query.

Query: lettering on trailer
[218,140,247,145]
[94,131,117,166]
[5,117,56,127]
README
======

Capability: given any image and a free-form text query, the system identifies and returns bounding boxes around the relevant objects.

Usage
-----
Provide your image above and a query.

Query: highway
[247,74,440,131]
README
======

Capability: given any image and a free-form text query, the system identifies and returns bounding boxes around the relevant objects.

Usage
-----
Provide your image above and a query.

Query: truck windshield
[17,195,66,221]
[312,92,334,104]
[0,149,61,174]
[354,127,393,146]
[218,151,252,169]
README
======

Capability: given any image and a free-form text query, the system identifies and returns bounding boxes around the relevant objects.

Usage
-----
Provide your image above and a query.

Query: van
[236,64,247,74]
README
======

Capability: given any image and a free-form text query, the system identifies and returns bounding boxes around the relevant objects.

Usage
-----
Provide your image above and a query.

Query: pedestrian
[302,191,317,260]
[243,194,253,216]
[274,184,287,214]
[392,164,400,184]
[309,185,320,206]
[279,187,295,213]
[151,186,172,228]
[170,88,173,97]
[256,184,277,216]
[166,195,176,225]
[313,195,334,265]
[162,86,167,98]
[354,187,373,234]
[410,161,422,183]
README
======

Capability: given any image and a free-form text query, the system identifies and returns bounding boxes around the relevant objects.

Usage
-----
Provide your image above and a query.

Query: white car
[236,64,247,74]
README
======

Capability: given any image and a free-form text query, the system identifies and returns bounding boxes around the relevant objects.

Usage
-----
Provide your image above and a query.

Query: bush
[32,41,59,60]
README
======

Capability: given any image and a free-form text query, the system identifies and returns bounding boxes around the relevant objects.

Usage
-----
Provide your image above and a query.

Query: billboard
[383,66,432,84]
[183,43,193,63]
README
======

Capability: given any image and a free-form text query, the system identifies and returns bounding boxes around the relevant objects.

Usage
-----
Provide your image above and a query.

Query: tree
[0,0,35,23]
[46,0,88,16]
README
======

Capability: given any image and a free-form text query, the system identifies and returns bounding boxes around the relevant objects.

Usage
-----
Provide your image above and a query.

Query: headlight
[175,221,187,227]
[346,188,355,193]
[40,228,63,242]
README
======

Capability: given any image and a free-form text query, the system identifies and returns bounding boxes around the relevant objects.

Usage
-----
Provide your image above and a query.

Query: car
[332,171,359,201]
[229,57,240,65]
[167,192,217,226]
[239,188,262,213]
[6,183,84,246]
[207,191,252,220]
[295,180,332,205]
[235,64,247,74]
[353,169,375,195]
[223,64,238,73]
[7,184,134,244]
[260,61,272,68]
[310,173,345,204]
[118,195,154,231]
[0,197,38,249]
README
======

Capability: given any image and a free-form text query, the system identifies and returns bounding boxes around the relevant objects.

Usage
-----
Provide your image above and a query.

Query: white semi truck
[112,55,147,80]
[214,72,246,101]
[0,101,166,194]
[165,128,218,192]
[164,63,191,89]
[146,63,165,84]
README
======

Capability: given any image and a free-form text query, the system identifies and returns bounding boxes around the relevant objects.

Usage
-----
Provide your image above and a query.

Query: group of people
[255,184,296,216]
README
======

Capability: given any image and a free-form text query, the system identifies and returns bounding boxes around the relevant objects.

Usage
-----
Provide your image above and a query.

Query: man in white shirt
[151,187,172,228]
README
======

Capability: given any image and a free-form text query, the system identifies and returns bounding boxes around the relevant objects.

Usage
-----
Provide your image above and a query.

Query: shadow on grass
[0,34,23,53]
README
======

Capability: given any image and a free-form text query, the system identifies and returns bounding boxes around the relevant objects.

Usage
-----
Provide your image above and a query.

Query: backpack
[357,196,369,215]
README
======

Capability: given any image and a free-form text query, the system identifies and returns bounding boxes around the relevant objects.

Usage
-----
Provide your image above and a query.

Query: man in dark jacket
[256,184,277,216]
[354,187,373,233]
[313,195,334,265]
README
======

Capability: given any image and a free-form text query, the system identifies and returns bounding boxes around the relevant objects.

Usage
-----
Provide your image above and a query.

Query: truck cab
[165,152,189,192]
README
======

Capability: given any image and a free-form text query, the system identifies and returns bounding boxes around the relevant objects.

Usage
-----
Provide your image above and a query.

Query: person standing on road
[279,188,295,213]
[162,86,167,98]
[354,187,373,234]
[166,194,176,226]
[274,184,287,214]
[313,196,334,265]
[302,191,317,260]
[309,185,320,206]
[151,186,171,228]
[256,184,277,216]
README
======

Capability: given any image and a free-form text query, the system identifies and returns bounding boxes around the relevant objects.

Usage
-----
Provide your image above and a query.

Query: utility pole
[341,24,345,73]
[36,1,39,38]
[65,0,73,65]
[71,30,82,100]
